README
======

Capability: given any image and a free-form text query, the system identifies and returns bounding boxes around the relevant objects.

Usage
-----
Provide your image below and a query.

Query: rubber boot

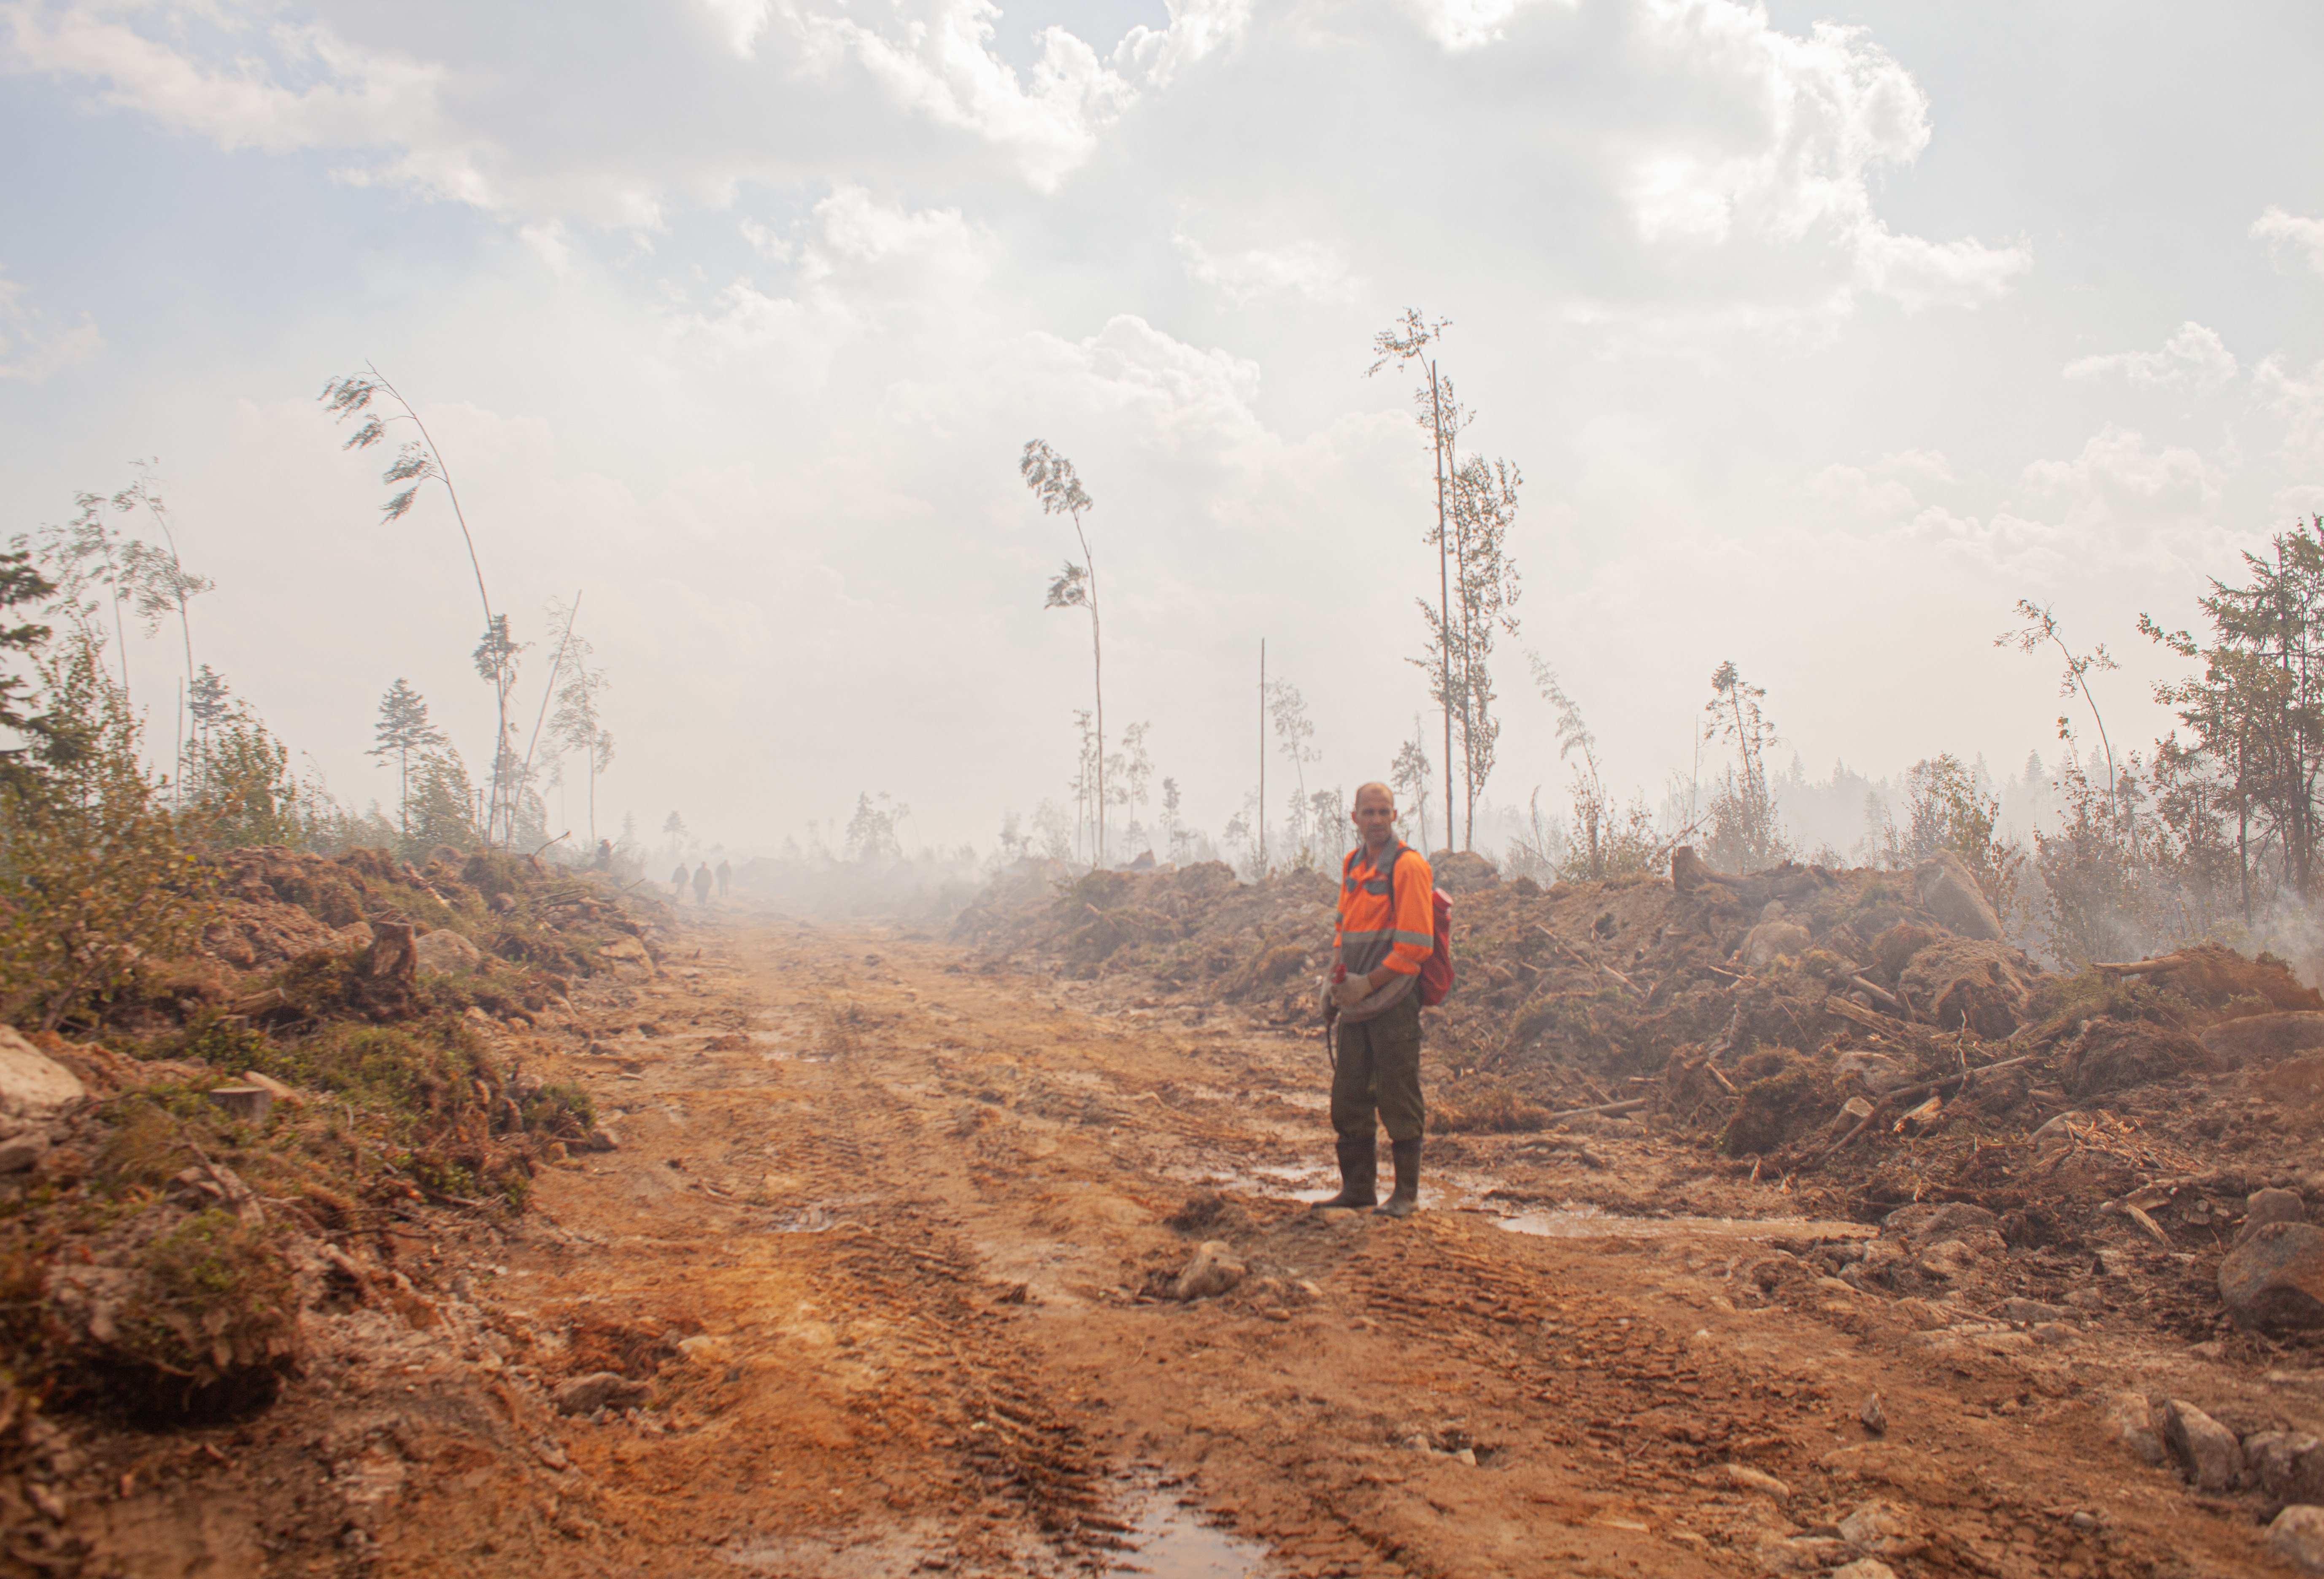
[1375,1137,1421,1218]
[1315,1134,1377,1210]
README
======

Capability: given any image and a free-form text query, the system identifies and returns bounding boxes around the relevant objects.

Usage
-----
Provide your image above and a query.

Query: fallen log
[1540,1097,1649,1123]
[2092,954,2190,975]
[1821,993,1919,1040]
[1847,974,1911,1018]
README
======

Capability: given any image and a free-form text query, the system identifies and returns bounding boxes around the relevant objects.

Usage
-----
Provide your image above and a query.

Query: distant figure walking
[593,838,613,871]
[715,858,732,898]
[693,862,714,906]
[670,862,688,898]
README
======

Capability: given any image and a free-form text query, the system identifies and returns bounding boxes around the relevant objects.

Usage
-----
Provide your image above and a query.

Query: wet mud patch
[1110,1489,1277,1576]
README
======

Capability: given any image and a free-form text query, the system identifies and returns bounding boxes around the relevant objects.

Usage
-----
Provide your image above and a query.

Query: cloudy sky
[3,0,2320,858]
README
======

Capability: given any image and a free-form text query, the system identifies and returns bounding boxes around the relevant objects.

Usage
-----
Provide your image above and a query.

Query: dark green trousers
[1332,990,1425,1143]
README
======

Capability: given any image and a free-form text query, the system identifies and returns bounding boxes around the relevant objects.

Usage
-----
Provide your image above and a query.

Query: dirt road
[361,909,2293,1577]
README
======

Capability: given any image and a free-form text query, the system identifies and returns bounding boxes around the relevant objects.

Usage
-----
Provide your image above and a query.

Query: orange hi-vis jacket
[1336,839,1435,984]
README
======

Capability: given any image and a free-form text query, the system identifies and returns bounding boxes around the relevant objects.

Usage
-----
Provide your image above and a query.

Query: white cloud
[1173,231,1357,303]
[702,0,772,59]
[1807,450,1954,525]
[518,222,574,274]
[1807,462,1916,520]
[2253,205,2324,275]
[1004,315,1267,462]
[1852,225,2030,312]
[739,220,794,264]
[1876,449,1954,487]
[787,0,1140,192]
[1620,5,2029,313]
[660,279,857,386]
[1109,0,1252,88]
[2064,321,2238,394]
[0,0,1246,214]
[1393,0,1567,52]
[0,269,100,381]
[2249,354,2324,518]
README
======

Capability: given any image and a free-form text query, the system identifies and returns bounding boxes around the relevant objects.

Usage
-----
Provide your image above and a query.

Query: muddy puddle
[1495,1204,1876,1241]
[1110,1494,1275,1577]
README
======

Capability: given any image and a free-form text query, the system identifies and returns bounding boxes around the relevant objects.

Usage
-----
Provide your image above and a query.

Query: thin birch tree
[1022,440,1107,866]
[1391,718,1432,852]
[321,365,518,844]
[38,495,135,700]
[112,463,211,744]
[1268,677,1320,862]
[1419,453,1523,847]
[1998,601,2125,833]
[1368,310,1463,838]
[549,654,615,847]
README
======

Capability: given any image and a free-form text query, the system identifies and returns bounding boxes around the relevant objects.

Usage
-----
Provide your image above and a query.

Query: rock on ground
[1833,1050,1912,1094]
[551,1372,651,1415]
[1742,920,1811,970]
[2221,1222,2324,1330]
[1914,850,2002,941]
[2243,1188,2310,1243]
[2272,1506,2324,1574]
[1723,1462,1791,1502]
[2159,1399,2245,1491]
[2100,1392,2164,1466]
[0,1027,89,1122]
[2246,1433,2324,1504]
[1173,1240,1246,1301]
[1837,1500,1908,1553]
[413,929,486,975]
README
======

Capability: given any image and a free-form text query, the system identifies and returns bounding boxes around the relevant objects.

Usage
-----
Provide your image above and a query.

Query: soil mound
[1900,937,2039,1037]
[2059,1017,2217,1098]
[2100,942,2324,1015]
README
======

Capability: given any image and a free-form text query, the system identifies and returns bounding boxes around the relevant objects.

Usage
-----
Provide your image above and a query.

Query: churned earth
[59,903,2318,1577]
[357,906,2310,1578]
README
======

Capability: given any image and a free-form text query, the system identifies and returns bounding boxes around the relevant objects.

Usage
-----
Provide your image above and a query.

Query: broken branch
[1536,925,1643,998]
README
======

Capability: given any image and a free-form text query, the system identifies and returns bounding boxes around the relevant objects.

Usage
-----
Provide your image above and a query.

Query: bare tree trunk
[368,368,503,843]
[1258,639,1267,875]
[521,591,583,792]
[1069,508,1105,869]
[1429,359,1453,853]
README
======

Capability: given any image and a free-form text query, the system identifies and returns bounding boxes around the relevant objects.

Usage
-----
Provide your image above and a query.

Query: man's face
[1352,792,1397,848]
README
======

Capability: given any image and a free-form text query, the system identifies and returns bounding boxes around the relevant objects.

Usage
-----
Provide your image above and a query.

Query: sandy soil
[62,905,2311,1577]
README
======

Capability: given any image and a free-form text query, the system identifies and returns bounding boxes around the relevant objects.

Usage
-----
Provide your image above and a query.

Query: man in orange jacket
[1317,781,1434,1218]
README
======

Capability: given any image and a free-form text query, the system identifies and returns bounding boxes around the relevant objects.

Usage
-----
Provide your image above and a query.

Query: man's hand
[1331,976,1373,1009]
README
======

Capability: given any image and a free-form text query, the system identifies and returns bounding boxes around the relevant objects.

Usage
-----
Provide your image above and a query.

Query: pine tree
[367,679,447,839]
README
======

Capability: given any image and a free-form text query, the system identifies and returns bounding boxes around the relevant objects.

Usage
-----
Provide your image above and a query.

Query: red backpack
[1409,862,1456,1008]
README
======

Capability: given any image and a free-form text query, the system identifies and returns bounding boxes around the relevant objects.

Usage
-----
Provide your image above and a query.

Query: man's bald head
[1352,782,1397,851]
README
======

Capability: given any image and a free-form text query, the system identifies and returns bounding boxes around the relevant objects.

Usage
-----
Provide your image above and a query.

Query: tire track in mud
[715,982,1124,1568]
[491,918,2291,1579]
